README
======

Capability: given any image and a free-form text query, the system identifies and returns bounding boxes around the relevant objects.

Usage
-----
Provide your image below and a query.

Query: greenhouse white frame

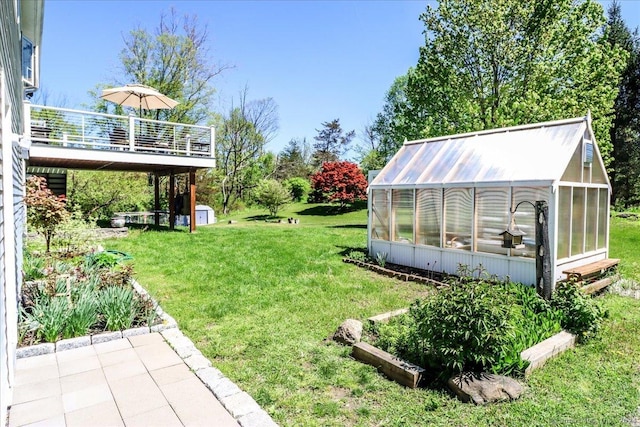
[367,114,611,287]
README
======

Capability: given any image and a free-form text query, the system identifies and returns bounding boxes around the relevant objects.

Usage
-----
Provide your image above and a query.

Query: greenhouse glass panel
[558,187,572,259]
[571,187,586,255]
[392,189,414,243]
[444,188,472,251]
[475,188,509,256]
[586,188,598,252]
[420,140,466,184]
[416,188,442,247]
[373,144,421,185]
[395,143,431,184]
[512,187,548,258]
[561,144,583,183]
[598,188,608,249]
[371,189,389,240]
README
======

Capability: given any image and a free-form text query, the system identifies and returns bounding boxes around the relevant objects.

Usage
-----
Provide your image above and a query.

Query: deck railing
[25,103,215,158]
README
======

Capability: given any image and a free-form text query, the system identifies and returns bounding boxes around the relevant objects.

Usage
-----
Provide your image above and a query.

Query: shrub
[284,177,311,202]
[551,280,606,341]
[373,281,568,377]
[416,280,513,374]
[25,176,70,253]
[373,304,429,367]
[309,161,368,207]
[254,179,291,217]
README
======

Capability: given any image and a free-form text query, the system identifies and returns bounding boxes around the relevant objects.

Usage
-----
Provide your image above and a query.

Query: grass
[104,203,640,426]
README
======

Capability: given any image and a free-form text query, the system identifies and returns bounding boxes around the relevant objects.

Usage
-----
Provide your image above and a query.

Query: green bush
[284,177,311,202]
[372,304,429,367]
[416,280,513,373]
[493,284,563,375]
[374,281,565,377]
[254,179,291,217]
[551,280,606,341]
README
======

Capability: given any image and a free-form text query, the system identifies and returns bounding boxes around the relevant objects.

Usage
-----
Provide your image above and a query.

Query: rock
[447,372,523,404]
[332,319,363,345]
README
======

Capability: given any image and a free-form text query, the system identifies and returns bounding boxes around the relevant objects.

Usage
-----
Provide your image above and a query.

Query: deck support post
[154,173,160,227]
[189,169,196,233]
[169,172,175,230]
[536,201,552,300]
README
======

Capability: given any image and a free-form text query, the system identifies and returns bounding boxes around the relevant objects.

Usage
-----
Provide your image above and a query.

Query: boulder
[447,372,523,404]
[332,319,363,345]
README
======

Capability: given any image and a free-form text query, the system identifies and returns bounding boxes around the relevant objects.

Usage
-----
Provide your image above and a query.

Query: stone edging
[343,258,447,287]
[15,279,278,427]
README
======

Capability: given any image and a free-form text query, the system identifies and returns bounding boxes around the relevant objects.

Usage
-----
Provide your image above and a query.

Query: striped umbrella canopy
[100,84,179,116]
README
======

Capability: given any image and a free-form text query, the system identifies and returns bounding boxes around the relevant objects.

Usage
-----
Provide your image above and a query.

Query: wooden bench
[562,258,619,281]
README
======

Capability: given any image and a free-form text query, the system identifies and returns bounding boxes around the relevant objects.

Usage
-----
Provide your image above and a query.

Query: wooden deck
[562,258,620,281]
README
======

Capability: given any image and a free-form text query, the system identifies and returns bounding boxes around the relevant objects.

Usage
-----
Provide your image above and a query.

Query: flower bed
[19,249,164,346]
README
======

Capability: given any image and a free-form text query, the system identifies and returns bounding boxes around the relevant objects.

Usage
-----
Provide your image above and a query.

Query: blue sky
[39,0,640,156]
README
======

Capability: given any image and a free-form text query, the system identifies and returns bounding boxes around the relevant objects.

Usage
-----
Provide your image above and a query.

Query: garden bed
[19,250,167,348]
[343,258,448,287]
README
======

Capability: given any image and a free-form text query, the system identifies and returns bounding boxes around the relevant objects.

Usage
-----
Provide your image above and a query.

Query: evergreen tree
[606,1,640,207]
[312,119,355,167]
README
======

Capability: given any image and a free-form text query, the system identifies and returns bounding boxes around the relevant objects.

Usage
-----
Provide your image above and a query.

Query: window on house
[22,35,35,85]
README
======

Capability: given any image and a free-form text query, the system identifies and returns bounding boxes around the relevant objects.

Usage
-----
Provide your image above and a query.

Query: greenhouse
[367,114,611,288]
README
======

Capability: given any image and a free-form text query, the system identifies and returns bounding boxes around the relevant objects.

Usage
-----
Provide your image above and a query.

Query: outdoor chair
[109,127,128,149]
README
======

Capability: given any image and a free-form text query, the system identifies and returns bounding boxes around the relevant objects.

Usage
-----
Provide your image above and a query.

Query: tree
[276,138,313,180]
[254,179,291,217]
[354,121,387,176]
[284,177,311,202]
[67,171,153,220]
[370,74,418,163]
[92,9,229,124]
[376,0,626,166]
[312,119,355,167]
[310,161,368,207]
[606,1,640,207]
[25,176,70,253]
[217,89,279,214]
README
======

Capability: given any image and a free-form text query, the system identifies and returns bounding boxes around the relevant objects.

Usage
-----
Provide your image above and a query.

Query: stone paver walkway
[8,333,243,427]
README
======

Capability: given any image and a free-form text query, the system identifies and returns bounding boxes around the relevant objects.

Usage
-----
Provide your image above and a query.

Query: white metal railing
[25,104,215,158]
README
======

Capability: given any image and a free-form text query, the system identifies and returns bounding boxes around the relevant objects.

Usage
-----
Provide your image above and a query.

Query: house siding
[0,0,26,422]
[0,0,24,134]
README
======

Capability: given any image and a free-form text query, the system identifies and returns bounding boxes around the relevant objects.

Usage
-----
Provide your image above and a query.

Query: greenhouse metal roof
[371,116,595,188]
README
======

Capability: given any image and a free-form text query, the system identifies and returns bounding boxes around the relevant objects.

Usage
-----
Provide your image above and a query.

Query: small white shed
[176,205,216,226]
[368,115,611,288]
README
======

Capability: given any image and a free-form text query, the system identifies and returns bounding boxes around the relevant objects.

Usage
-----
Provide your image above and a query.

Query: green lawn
[105,204,640,426]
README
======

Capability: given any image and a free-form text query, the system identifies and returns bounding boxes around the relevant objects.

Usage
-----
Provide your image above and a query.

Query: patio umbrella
[100,83,179,116]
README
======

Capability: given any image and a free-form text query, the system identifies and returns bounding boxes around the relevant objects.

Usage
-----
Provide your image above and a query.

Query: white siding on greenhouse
[368,115,610,287]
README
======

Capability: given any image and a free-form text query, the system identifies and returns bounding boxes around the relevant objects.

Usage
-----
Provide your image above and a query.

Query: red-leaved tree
[25,176,69,253]
[310,161,368,207]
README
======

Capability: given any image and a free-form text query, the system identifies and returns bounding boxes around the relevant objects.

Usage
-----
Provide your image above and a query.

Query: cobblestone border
[15,279,278,427]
